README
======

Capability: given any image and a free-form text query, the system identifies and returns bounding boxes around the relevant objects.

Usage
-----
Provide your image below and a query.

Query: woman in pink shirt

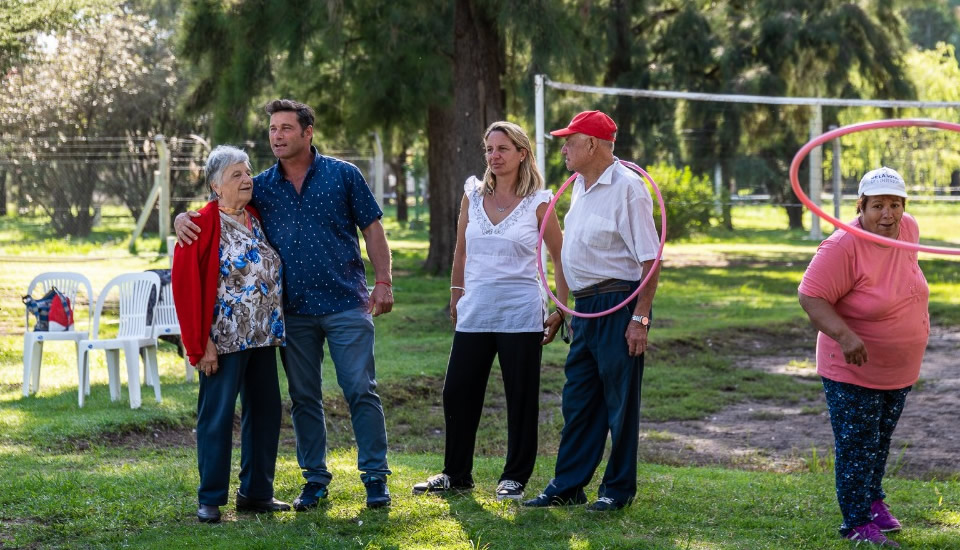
[798,167,929,548]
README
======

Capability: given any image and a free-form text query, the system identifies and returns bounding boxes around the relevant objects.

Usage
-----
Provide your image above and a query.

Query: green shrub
[546,162,714,239]
[646,162,715,239]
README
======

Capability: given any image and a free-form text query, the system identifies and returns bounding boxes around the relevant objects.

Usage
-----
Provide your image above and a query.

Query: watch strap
[630,314,650,326]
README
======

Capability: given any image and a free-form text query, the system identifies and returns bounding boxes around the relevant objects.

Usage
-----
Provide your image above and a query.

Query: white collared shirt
[561,158,660,291]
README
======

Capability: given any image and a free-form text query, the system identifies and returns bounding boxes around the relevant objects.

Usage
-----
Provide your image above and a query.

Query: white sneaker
[496,480,524,501]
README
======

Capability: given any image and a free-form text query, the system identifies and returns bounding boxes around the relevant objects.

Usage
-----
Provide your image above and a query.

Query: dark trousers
[545,287,643,503]
[822,377,910,528]
[442,331,543,485]
[197,346,282,506]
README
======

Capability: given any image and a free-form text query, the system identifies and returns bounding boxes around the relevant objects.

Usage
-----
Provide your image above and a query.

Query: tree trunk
[0,169,7,216]
[785,202,804,230]
[423,0,504,274]
[786,206,804,230]
[722,158,734,230]
[424,105,459,274]
[391,151,408,223]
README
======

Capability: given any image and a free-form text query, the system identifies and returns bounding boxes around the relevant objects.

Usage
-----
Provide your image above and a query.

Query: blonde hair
[481,121,544,197]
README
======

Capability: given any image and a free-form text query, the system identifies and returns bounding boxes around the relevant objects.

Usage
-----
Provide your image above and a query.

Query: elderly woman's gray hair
[205,145,251,196]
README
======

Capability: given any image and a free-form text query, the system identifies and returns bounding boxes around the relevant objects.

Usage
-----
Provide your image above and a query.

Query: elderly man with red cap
[524,110,661,512]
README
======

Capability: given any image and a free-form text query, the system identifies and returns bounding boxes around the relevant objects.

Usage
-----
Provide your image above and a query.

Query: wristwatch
[630,314,650,327]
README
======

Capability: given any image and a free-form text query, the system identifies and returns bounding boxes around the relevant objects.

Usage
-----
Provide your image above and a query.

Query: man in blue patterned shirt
[176,99,395,510]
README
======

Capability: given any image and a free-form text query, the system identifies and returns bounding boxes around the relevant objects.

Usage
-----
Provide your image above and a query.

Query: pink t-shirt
[798,213,929,389]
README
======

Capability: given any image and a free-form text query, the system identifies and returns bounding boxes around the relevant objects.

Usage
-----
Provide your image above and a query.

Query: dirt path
[640,325,960,479]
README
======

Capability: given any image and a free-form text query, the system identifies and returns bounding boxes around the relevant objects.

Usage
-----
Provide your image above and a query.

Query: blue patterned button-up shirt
[252,147,383,316]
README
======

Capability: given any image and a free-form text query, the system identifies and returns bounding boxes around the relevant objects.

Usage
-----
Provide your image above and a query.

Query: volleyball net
[534,75,960,242]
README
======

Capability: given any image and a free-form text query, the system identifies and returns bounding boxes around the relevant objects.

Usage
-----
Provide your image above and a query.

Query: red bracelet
[375,281,392,287]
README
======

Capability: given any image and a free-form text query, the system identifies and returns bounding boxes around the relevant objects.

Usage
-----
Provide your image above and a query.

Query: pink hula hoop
[790,118,960,255]
[536,160,667,319]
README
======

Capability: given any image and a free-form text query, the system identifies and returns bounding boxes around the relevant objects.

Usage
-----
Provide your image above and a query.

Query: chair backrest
[24,272,94,332]
[151,283,181,337]
[90,272,161,340]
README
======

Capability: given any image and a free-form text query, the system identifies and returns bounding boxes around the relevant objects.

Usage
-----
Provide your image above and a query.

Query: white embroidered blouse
[455,176,552,333]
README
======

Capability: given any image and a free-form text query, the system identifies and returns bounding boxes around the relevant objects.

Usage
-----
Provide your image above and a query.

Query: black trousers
[442,331,543,485]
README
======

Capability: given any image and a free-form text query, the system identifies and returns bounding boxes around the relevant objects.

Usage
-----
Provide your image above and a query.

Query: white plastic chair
[147,282,193,382]
[22,272,94,397]
[78,272,162,409]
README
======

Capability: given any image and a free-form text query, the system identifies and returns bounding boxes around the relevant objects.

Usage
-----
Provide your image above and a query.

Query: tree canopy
[0,0,115,71]
[4,0,960,248]
[0,7,201,235]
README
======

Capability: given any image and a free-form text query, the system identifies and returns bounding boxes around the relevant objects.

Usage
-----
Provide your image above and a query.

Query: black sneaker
[293,482,328,511]
[365,478,392,508]
[521,489,587,507]
[587,496,631,512]
[412,473,474,495]
[495,480,524,501]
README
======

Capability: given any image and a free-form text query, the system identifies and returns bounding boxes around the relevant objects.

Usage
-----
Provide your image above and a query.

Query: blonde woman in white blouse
[412,121,568,501]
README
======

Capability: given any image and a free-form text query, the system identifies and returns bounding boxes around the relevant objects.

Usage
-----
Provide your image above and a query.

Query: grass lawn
[1,204,959,548]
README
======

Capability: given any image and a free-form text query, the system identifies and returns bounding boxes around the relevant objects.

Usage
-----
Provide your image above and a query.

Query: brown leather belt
[571,279,632,299]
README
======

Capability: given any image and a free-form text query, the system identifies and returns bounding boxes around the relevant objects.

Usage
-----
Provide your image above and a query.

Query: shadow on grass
[0,378,197,448]
[0,446,957,549]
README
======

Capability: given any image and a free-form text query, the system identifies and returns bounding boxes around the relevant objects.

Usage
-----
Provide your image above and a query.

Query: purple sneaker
[871,500,902,532]
[842,522,900,547]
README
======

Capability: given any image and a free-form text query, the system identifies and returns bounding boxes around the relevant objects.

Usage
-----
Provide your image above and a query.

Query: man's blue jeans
[281,308,391,484]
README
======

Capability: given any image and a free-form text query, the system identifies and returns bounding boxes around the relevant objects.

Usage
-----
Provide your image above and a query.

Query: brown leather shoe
[235,491,291,513]
[197,504,221,523]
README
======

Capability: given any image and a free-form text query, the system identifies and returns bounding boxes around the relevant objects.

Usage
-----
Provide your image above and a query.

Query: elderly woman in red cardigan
[172,145,289,523]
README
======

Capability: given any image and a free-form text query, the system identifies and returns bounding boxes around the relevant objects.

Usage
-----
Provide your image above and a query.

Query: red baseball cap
[550,110,617,142]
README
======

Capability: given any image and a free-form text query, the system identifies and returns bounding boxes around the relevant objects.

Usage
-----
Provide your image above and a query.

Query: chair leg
[144,345,161,403]
[75,341,90,396]
[152,349,161,387]
[31,341,44,395]
[181,341,195,382]
[123,342,142,409]
[22,337,30,397]
[23,336,43,396]
[105,349,121,402]
[77,348,88,407]
[139,349,152,387]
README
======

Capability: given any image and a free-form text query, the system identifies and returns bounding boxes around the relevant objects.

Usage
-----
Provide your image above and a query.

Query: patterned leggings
[822,377,911,528]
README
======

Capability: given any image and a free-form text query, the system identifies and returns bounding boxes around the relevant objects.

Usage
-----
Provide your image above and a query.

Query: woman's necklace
[492,189,518,213]
[218,205,244,215]
[219,205,247,225]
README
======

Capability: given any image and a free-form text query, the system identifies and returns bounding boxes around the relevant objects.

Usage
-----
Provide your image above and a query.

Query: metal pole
[535,74,546,179]
[713,162,723,216]
[808,105,823,240]
[155,135,170,252]
[831,125,842,221]
[534,75,550,299]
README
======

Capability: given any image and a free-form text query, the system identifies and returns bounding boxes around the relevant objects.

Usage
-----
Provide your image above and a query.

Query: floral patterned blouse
[211,212,285,355]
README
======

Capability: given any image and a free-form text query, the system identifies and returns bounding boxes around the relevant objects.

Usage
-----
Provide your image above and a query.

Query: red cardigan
[172,201,261,366]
